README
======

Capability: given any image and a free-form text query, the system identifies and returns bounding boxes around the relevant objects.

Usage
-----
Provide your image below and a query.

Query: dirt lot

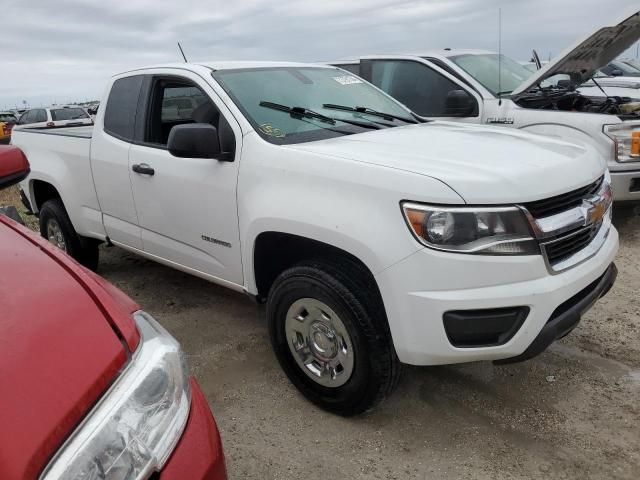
[2,186,639,479]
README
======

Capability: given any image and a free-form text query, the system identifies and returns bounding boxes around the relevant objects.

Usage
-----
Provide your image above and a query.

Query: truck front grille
[521,175,612,273]
[541,222,603,265]
[523,176,603,218]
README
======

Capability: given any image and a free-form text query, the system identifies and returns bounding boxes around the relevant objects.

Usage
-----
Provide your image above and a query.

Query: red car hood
[0,216,140,479]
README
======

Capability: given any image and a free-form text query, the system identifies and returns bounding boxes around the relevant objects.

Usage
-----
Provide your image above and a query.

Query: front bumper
[610,169,640,202]
[495,263,617,364]
[375,226,618,366]
[158,379,227,480]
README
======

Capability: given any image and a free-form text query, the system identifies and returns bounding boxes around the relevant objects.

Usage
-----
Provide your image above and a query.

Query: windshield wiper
[322,104,419,124]
[259,101,380,130]
[260,101,336,124]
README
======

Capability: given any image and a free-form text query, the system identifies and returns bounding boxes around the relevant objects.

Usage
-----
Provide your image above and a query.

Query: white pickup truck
[13,61,617,415]
[330,10,640,202]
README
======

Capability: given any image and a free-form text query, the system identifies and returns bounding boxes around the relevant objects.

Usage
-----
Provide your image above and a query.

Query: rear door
[127,71,244,285]
[91,75,145,249]
[360,58,483,123]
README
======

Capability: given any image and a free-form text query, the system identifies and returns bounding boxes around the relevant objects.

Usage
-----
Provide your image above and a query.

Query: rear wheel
[267,259,400,416]
[39,199,99,271]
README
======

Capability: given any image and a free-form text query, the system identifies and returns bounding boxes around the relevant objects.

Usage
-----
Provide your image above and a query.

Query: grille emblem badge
[581,184,612,226]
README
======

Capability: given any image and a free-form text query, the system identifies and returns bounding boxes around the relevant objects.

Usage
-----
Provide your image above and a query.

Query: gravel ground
[2,188,639,479]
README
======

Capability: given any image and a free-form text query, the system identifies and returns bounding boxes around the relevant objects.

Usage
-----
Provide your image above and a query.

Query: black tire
[267,259,401,416]
[39,198,99,271]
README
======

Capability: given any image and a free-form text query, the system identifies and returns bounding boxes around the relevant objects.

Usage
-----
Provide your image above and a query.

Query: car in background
[0,146,227,480]
[600,59,640,77]
[328,10,640,202]
[0,111,17,144]
[15,106,93,129]
[621,58,640,70]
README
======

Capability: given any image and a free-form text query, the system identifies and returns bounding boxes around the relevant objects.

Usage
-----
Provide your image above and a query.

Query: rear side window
[104,75,144,142]
[51,108,89,121]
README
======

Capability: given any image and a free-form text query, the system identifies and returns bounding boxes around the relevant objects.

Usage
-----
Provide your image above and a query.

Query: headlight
[402,203,538,255]
[604,124,640,162]
[41,311,191,480]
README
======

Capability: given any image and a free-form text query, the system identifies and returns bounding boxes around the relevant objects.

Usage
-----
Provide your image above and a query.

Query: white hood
[512,9,640,98]
[286,122,605,204]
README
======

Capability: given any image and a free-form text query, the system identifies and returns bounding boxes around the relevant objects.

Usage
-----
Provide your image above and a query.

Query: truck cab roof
[118,60,337,76]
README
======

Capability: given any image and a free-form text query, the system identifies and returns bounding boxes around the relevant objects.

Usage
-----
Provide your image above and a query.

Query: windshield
[51,108,89,121]
[213,66,411,145]
[450,54,533,96]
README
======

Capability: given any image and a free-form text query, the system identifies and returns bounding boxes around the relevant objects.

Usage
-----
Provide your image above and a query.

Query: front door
[128,72,244,285]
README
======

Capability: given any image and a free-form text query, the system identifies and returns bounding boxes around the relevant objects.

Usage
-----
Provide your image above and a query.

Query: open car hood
[512,9,640,99]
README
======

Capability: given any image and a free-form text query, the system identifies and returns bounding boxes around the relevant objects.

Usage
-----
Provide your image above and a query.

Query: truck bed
[11,124,105,240]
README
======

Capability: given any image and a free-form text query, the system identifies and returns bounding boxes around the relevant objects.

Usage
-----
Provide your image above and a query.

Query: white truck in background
[13,61,617,415]
[330,9,640,202]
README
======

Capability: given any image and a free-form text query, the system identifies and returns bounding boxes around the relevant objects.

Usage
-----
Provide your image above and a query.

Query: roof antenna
[177,42,188,63]
[498,7,502,105]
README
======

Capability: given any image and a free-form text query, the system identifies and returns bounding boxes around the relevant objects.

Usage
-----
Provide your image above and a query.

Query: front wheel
[39,199,99,271]
[267,260,400,416]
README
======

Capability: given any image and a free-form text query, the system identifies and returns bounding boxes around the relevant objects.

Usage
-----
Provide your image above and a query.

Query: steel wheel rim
[285,298,354,388]
[46,218,67,251]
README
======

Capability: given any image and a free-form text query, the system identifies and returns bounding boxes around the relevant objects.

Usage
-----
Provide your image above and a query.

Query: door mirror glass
[444,90,476,116]
[0,146,30,189]
[167,123,222,159]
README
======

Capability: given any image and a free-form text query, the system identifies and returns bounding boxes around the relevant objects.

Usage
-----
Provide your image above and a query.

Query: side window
[370,60,476,117]
[160,86,208,124]
[18,111,32,124]
[24,110,38,124]
[104,75,144,142]
[145,78,235,157]
[35,110,47,123]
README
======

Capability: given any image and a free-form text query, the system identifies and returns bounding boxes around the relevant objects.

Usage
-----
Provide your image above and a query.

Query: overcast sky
[1,0,639,109]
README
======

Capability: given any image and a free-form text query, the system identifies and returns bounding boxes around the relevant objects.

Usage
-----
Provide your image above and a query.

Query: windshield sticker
[259,123,285,138]
[333,75,363,86]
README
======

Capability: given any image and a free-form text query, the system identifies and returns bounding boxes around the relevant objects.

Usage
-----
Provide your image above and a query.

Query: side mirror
[610,69,624,77]
[167,123,222,159]
[444,90,476,117]
[0,145,30,189]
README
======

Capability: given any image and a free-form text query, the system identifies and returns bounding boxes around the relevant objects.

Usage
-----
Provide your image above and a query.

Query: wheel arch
[251,231,383,304]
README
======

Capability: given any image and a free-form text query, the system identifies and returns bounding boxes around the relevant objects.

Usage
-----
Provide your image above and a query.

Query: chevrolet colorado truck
[330,10,640,202]
[0,146,226,480]
[13,61,618,415]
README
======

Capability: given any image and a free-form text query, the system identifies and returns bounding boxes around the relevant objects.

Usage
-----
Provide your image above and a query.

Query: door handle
[132,163,155,176]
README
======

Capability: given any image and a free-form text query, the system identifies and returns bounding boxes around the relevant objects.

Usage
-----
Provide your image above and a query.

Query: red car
[0,145,226,480]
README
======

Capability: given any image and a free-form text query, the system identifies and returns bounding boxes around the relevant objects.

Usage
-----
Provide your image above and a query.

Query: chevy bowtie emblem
[582,195,607,225]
